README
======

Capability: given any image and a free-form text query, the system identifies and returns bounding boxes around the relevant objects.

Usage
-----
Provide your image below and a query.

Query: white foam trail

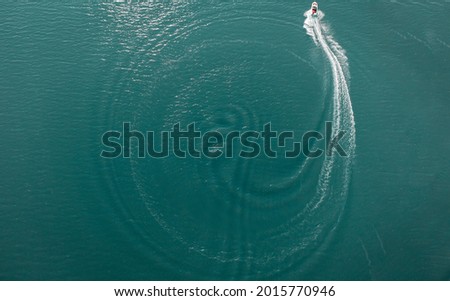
[303,10,356,210]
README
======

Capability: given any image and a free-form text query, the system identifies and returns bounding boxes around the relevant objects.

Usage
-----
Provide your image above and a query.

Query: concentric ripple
[97,2,355,279]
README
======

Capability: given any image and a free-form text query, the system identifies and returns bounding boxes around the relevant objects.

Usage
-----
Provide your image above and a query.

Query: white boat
[311,2,318,17]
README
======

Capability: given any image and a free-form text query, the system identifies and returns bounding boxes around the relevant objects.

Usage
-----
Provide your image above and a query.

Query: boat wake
[103,4,357,278]
[303,10,356,222]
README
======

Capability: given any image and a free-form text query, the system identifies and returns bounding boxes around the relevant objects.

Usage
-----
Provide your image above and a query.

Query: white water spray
[303,10,356,210]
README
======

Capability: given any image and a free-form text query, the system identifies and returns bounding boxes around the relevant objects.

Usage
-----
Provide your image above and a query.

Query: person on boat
[311,2,318,15]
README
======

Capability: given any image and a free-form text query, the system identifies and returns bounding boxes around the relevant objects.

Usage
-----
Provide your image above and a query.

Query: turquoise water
[1,1,449,280]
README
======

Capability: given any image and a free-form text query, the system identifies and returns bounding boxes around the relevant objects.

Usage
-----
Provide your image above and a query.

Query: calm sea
[1,0,449,280]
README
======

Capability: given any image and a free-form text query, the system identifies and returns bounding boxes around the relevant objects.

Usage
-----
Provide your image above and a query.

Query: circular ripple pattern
[97,2,352,279]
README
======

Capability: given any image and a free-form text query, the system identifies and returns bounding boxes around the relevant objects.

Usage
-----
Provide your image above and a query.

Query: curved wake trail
[303,11,356,210]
